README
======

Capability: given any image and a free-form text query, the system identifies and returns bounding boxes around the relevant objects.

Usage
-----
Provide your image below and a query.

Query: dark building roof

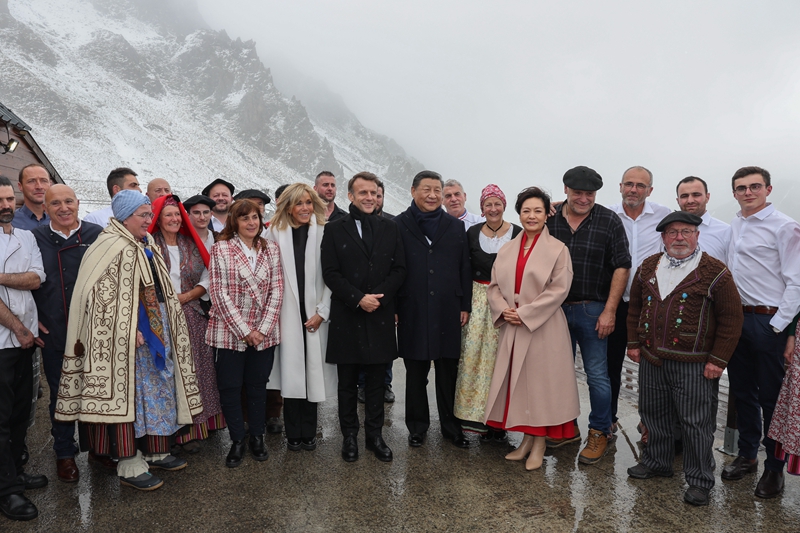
[0,102,31,131]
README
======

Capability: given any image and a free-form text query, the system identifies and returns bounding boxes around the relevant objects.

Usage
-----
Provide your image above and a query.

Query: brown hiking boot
[578,429,609,465]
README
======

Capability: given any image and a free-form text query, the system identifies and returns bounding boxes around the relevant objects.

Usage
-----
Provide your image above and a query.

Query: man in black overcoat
[394,170,472,448]
[322,172,407,462]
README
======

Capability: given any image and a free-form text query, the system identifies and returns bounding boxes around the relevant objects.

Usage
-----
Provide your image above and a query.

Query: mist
[196,0,800,220]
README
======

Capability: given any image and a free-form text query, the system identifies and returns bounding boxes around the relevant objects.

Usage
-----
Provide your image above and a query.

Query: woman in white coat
[267,183,337,451]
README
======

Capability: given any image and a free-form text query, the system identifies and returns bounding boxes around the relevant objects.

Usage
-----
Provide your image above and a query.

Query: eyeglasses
[734,183,764,195]
[664,229,697,238]
[622,182,649,191]
[133,212,155,220]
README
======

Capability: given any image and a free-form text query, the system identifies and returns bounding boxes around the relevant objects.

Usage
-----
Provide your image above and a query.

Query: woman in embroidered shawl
[55,191,202,491]
[454,184,521,441]
[484,187,579,471]
[148,194,225,454]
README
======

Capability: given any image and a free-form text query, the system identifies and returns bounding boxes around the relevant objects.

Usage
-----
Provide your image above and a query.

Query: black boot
[226,440,246,468]
[365,435,393,462]
[249,435,268,461]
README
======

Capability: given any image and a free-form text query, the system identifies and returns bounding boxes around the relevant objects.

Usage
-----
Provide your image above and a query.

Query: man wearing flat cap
[545,166,631,465]
[201,179,235,232]
[625,211,742,506]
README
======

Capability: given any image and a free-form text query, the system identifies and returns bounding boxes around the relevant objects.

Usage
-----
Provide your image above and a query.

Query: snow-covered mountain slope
[0,0,420,215]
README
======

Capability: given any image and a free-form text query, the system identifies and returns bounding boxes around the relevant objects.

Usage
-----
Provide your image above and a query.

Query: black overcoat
[394,207,472,361]
[32,221,103,352]
[321,214,406,365]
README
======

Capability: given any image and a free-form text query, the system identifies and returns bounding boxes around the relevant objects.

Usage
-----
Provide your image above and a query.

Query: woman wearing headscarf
[484,187,579,471]
[148,195,225,454]
[206,199,283,468]
[55,190,202,491]
[454,184,521,441]
[267,183,337,452]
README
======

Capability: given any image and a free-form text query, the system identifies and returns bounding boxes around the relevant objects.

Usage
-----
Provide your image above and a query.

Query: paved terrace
[8,363,800,533]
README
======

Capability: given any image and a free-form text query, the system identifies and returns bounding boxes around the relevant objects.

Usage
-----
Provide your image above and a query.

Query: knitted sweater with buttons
[626,252,743,369]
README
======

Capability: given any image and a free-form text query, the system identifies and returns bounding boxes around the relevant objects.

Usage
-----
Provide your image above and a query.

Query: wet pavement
[8,363,800,532]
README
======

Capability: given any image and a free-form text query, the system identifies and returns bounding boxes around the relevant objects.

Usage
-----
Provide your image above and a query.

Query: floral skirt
[454,282,499,425]
[768,323,800,475]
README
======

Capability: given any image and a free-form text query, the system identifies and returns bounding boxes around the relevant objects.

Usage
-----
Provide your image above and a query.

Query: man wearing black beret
[201,179,235,232]
[625,211,742,506]
[545,166,631,465]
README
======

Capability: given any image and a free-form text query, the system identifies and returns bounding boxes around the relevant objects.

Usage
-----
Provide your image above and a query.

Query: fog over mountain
[0,0,422,215]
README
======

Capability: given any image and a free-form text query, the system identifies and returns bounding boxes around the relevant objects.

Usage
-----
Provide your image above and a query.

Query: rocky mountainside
[0,0,421,214]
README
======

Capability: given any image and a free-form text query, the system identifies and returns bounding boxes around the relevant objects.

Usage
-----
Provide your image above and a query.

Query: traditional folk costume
[770,316,800,475]
[56,193,202,483]
[149,195,225,445]
[454,185,521,435]
[485,227,579,438]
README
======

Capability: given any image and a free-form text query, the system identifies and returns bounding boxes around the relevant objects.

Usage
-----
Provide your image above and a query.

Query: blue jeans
[562,301,612,434]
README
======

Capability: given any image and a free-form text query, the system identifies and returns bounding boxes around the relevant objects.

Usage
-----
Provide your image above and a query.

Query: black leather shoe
[301,437,317,451]
[684,486,710,506]
[17,472,48,490]
[383,385,395,403]
[287,438,302,452]
[266,417,283,434]
[342,435,358,462]
[755,470,785,499]
[627,463,674,479]
[0,493,38,521]
[365,436,393,462]
[452,435,470,449]
[249,435,268,461]
[226,440,246,468]
[721,456,758,480]
[408,433,424,447]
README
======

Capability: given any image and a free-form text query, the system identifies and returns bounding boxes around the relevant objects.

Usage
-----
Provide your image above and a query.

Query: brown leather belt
[742,305,778,315]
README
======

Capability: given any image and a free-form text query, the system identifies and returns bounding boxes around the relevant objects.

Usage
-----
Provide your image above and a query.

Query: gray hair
[443,179,464,191]
[622,166,653,186]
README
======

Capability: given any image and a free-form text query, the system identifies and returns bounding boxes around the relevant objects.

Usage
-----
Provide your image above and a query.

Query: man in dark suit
[321,172,406,462]
[394,170,472,449]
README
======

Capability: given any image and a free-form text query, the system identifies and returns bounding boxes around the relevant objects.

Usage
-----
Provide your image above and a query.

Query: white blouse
[479,229,513,254]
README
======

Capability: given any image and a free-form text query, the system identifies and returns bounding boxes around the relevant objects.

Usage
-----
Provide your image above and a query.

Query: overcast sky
[197,0,800,219]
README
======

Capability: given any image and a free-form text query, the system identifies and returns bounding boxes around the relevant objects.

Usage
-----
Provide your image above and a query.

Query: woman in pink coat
[485,187,580,471]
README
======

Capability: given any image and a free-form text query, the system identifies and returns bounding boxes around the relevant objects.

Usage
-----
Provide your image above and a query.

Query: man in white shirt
[607,166,671,431]
[83,168,142,228]
[201,179,235,232]
[443,179,482,229]
[0,176,47,522]
[676,176,731,262]
[722,166,800,499]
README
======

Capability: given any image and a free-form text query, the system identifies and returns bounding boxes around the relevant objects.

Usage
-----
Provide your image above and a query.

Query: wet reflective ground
[8,364,800,532]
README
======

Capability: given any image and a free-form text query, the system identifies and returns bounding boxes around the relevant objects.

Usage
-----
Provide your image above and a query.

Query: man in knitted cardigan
[625,211,743,506]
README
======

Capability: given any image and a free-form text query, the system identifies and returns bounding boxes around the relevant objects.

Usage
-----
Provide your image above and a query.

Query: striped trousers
[640,358,715,489]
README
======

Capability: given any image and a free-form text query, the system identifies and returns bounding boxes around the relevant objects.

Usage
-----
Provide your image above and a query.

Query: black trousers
[42,347,79,459]
[339,363,385,438]
[727,312,788,472]
[215,346,275,442]
[606,301,629,424]
[404,358,461,439]
[0,347,34,497]
[283,399,317,440]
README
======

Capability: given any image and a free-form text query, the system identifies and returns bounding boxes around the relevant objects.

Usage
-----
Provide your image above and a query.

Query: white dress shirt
[210,216,225,233]
[609,200,672,301]
[728,203,800,331]
[83,206,114,228]
[50,220,82,240]
[697,211,731,263]
[656,252,703,300]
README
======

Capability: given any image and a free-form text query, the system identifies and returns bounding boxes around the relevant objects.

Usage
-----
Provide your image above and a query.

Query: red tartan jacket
[205,237,284,351]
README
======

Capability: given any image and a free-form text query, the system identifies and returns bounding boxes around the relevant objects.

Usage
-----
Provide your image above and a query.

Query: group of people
[0,161,798,521]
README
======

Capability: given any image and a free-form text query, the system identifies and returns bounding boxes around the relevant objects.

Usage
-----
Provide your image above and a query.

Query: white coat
[267,220,337,402]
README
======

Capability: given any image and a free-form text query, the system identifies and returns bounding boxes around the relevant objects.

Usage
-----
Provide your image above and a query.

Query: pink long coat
[484,227,581,429]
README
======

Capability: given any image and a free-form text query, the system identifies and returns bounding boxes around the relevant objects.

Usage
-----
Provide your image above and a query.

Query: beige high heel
[525,436,547,471]
[505,435,534,461]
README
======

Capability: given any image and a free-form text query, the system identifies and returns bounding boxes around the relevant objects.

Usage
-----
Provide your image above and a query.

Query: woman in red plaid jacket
[205,199,284,468]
